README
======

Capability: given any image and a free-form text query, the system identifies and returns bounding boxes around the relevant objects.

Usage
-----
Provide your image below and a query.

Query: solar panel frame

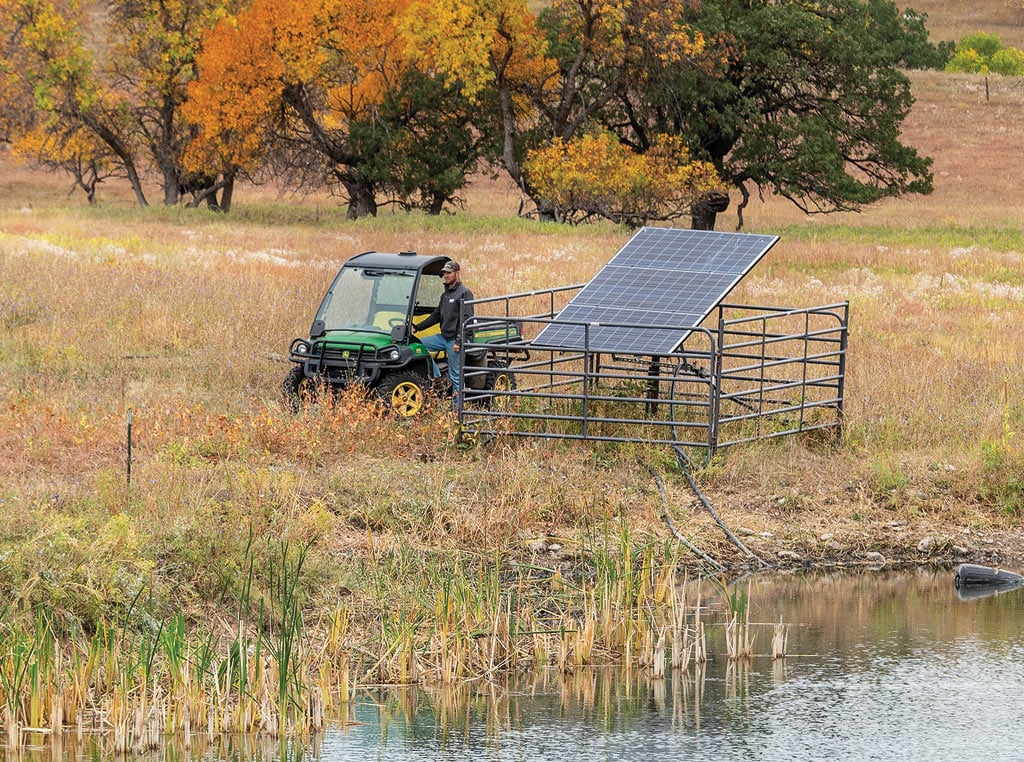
[533,227,779,354]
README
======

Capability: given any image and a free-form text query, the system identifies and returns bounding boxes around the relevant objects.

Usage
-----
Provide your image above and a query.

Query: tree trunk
[124,159,149,207]
[218,172,235,213]
[344,177,377,219]
[79,115,149,206]
[163,170,181,206]
[181,173,223,210]
[690,190,730,231]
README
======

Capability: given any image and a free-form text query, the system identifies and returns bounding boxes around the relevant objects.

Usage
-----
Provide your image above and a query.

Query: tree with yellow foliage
[10,126,118,204]
[524,130,724,226]
[0,0,134,202]
[403,0,723,221]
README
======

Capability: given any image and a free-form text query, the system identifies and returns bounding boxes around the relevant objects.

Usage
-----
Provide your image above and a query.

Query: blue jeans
[419,333,461,392]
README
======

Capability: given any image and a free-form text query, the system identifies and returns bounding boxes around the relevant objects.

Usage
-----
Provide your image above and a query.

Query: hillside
[905,0,1024,48]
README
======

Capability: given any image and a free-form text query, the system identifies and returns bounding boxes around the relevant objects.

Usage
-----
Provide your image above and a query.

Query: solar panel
[533,227,779,354]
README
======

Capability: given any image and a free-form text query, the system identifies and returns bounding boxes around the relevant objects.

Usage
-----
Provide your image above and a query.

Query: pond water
[8,568,1024,762]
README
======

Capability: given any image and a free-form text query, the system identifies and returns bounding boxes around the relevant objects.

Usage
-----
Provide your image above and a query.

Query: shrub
[990,48,1024,76]
[944,32,1024,76]
[957,32,1002,60]
[523,130,724,227]
[946,48,988,74]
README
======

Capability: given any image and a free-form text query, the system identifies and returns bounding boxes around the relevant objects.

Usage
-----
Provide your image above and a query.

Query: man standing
[415,260,474,405]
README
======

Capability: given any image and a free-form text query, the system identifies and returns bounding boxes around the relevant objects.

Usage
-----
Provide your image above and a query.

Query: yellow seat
[371,311,406,330]
[411,320,444,359]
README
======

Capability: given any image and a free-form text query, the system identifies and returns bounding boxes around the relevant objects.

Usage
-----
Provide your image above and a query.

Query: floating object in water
[954,564,1024,601]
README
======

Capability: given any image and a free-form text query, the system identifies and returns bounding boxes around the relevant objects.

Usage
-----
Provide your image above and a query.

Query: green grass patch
[776,222,1024,252]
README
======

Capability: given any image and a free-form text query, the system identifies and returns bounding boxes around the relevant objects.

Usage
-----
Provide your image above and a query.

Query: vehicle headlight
[295,341,311,355]
[386,348,400,361]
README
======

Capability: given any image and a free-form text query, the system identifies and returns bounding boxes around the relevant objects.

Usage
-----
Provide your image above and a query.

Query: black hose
[671,447,772,570]
[648,466,726,573]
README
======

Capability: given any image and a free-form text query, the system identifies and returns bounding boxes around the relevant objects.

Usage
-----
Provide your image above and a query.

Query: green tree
[865,3,953,70]
[349,70,490,215]
[607,0,934,230]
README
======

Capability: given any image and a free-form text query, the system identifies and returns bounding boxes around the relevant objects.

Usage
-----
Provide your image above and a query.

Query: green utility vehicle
[284,251,520,416]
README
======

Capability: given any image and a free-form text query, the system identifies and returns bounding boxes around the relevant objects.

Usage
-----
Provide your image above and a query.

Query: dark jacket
[418,282,474,340]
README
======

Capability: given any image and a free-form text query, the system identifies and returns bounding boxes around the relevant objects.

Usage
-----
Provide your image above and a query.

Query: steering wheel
[388,317,405,328]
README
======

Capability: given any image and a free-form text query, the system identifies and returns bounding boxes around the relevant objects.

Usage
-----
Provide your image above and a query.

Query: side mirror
[310,318,326,338]
[391,323,410,343]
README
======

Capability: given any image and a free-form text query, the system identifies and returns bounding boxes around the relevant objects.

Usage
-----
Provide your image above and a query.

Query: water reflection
[6,569,1024,762]
[0,732,322,762]
[321,568,1024,761]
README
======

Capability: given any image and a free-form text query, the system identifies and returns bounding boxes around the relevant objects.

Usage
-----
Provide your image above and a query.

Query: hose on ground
[648,466,725,573]
[671,444,772,569]
[658,358,772,570]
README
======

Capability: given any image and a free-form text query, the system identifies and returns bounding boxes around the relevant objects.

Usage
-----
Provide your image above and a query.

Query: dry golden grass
[3,67,1024,560]
[907,0,1024,49]
[743,69,1024,230]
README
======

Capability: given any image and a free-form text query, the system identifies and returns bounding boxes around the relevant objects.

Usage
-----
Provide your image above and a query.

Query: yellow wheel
[378,372,428,417]
[484,361,516,409]
[491,370,514,391]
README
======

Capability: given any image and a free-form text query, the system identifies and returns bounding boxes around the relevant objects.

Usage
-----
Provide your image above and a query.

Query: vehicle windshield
[315,267,415,333]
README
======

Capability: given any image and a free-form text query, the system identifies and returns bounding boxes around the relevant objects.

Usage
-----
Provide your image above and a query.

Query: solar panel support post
[756,313,770,440]
[711,320,726,456]
[799,311,811,432]
[581,326,592,439]
[646,356,662,416]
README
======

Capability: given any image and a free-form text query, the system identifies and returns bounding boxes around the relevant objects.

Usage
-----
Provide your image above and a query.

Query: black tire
[487,361,516,393]
[376,371,429,417]
[282,365,314,412]
[477,360,516,409]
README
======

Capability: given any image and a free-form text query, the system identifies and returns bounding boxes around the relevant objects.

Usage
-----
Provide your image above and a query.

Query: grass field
[3,11,1024,742]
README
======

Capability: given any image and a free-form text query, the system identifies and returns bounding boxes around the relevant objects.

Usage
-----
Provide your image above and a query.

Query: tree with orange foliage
[186,0,486,217]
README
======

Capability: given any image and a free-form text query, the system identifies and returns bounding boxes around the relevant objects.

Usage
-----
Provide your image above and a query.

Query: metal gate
[458,287,847,458]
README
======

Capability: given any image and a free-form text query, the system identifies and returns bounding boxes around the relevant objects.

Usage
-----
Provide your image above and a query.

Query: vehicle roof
[344,251,451,273]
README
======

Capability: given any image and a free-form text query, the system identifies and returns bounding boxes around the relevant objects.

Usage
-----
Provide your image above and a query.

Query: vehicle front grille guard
[302,338,383,381]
